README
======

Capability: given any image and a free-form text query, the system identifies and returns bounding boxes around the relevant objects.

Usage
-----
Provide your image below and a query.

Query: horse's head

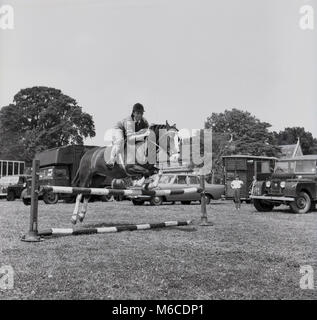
[149,121,180,159]
[164,121,180,158]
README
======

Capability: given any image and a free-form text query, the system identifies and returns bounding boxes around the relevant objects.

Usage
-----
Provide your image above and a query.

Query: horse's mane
[148,123,178,148]
[149,123,178,134]
[149,123,167,131]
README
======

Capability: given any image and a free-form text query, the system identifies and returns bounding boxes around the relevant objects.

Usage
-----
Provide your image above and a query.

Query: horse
[70,121,180,224]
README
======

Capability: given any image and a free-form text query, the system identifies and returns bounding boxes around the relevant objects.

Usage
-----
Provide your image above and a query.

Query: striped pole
[21,159,42,242]
[38,220,192,237]
[42,186,202,197]
[21,162,203,242]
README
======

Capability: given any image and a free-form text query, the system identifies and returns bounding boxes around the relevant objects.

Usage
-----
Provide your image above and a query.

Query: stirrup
[106,161,115,169]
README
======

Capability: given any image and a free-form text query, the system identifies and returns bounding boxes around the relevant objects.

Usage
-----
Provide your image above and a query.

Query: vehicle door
[166,174,189,201]
[157,174,176,201]
[187,175,201,201]
[53,167,70,187]
[16,176,26,196]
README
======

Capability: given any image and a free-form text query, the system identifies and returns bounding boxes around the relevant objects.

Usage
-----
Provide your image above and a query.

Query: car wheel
[309,202,316,212]
[253,199,274,212]
[290,192,311,214]
[43,192,59,205]
[22,197,31,206]
[64,196,76,203]
[150,196,163,206]
[132,199,145,206]
[181,201,191,205]
[199,194,211,205]
[6,191,15,201]
[88,196,96,203]
[100,195,112,202]
[205,194,212,205]
[21,189,31,206]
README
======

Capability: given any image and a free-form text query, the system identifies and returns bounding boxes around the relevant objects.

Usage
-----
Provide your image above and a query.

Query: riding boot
[142,177,151,190]
[106,161,115,169]
[106,155,116,169]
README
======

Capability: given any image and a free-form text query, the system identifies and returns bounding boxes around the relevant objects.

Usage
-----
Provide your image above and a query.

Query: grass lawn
[0,199,316,300]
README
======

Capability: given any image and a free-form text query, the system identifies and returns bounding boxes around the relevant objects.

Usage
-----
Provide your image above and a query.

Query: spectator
[230,175,244,210]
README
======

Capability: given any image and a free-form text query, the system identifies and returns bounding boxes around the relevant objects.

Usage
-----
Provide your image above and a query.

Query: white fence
[0,160,25,177]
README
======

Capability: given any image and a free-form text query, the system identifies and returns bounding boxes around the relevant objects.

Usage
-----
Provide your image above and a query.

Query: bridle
[146,128,179,158]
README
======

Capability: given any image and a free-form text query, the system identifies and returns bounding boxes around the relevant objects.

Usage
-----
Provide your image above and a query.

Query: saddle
[104,139,149,168]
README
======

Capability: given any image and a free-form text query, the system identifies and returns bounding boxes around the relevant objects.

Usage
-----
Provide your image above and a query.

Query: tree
[0,86,95,161]
[273,127,317,155]
[205,108,280,157]
[205,109,281,181]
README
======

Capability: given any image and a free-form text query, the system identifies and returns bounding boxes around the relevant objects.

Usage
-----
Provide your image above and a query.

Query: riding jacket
[114,115,149,142]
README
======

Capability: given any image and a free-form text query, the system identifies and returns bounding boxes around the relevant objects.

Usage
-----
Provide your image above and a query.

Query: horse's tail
[71,147,96,187]
[71,168,80,187]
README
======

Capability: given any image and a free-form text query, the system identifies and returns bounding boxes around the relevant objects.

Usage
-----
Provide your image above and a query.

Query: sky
[0,0,316,146]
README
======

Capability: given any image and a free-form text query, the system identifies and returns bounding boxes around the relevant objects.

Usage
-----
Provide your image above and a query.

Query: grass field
[0,199,316,300]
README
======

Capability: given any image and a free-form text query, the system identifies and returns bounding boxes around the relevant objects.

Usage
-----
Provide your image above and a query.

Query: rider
[106,103,150,168]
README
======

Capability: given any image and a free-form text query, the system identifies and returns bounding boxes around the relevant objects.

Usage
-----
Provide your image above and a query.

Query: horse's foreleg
[134,176,145,187]
[71,193,83,224]
[143,177,151,190]
[78,196,89,223]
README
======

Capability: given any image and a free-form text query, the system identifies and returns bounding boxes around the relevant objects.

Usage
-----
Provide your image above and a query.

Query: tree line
[203,108,317,182]
[0,87,95,163]
[1,87,316,166]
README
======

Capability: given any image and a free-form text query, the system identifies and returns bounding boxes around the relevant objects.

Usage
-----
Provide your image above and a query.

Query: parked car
[128,173,225,205]
[0,176,12,199]
[251,155,317,213]
[0,175,30,201]
[6,175,31,201]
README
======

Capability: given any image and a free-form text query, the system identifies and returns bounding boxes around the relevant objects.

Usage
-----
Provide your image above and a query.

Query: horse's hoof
[78,213,85,222]
[71,217,77,225]
[142,183,151,191]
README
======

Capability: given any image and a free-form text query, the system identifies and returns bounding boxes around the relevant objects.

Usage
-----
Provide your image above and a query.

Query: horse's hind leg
[71,193,83,224]
[72,171,93,224]
[78,195,90,223]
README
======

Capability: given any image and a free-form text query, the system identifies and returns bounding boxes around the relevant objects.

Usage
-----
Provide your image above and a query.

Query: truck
[22,145,112,205]
[5,175,31,201]
[250,155,317,213]
[222,155,277,202]
[0,175,30,199]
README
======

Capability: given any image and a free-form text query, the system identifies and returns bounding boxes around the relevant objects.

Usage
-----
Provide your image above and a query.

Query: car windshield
[54,168,68,178]
[274,161,293,173]
[159,175,174,184]
[295,160,317,173]
[274,160,317,174]
[39,168,53,179]
[188,176,200,184]
[176,175,187,184]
